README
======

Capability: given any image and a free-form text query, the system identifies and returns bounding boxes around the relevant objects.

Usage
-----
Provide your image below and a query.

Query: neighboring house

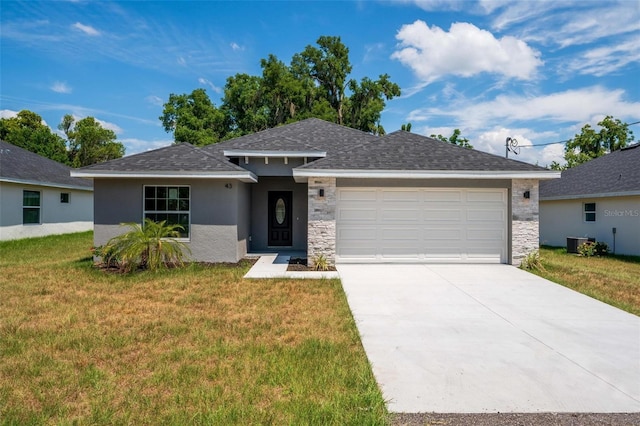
[72,118,559,266]
[0,140,93,241]
[540,143,640,256]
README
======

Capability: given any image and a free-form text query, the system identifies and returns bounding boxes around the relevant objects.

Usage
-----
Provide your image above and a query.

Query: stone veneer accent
[307,177,337,267]
[512,179,540,265]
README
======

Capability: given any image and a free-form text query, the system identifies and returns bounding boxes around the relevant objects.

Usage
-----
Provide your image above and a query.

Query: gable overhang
[70,170,258,183]
[0,177,93,191]
[224,149,325,159]
[292,169,561,183]
[541,191,640,201]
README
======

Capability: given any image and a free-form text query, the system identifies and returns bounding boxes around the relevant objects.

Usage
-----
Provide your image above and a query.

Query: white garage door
[336,188,507,263]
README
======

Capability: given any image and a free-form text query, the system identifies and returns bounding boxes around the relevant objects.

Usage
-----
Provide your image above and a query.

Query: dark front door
[268,191,293,246]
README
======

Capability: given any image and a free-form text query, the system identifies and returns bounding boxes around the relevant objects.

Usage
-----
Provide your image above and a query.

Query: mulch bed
[286,257,337,272]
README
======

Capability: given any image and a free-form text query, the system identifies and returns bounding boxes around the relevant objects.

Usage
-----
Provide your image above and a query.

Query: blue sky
[1,0,639,166]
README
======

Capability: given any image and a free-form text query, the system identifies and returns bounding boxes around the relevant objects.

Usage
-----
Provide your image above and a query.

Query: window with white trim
[23,190,41,224]
[60,193,70,203]
[584,202,596,222]
[144,186,190,238]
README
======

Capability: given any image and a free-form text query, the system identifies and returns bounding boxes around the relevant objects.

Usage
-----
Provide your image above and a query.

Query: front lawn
[0,232,387,425]
[535,246,640,316]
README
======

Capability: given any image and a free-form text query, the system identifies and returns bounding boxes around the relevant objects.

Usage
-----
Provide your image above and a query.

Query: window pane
[145,186,155,198]
[179,187,189,198]
[156,199,167,211]
[23,208,40,224]
[584,203,596,212]
[144,186,189,238]
[23,191,40,207]
[168,187,179,199]
[585,212,596,222]
[145,199,155,210]
[179,200,189,211]
[156,187,167,199]
[168,199,178,211]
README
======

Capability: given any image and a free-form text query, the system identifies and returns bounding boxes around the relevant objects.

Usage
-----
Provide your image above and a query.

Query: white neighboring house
[0,140,93,241]
[540,143,640,256]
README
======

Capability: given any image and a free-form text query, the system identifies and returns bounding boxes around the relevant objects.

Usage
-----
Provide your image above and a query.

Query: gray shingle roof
[77,142,248,173]
[540,143,640,199]
[298,130,549,172]
[205,118,377,155]
[0,140,92,190]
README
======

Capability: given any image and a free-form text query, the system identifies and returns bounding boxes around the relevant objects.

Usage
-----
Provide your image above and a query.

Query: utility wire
[519,120,640,148]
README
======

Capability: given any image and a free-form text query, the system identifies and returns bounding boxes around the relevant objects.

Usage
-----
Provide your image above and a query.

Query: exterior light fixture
[318,188,325,197]
[523,190,530,199]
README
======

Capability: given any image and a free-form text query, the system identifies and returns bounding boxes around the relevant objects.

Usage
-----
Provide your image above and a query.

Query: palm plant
[103,219,191,272]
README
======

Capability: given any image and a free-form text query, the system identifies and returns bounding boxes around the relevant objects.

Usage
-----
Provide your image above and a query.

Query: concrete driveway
[337,264,640,413]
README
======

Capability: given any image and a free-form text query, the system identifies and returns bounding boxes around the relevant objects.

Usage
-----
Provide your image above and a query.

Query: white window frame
[143,185,191,240]
[584,202,596,222]
[23,190,41,225]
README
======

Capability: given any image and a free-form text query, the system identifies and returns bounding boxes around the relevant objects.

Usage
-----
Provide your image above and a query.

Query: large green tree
[161,36,400,145]
[0,110,69,164]
[431,129,473,149]
[160,88,227,146]
[551,116,634,170]
[59,115,125,167]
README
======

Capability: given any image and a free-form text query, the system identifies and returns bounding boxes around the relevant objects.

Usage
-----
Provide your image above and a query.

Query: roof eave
[292,169,561,183]
[0,177,93,191]
[70,170,258,183]
[223,149,326,158]
[541,190,640,201]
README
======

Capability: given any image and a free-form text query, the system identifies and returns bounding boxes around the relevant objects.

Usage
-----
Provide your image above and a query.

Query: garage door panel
[336,188,507,263]
[382,190,420,202]
[338,208,377,222]
[382,209,421,221]
[338,189,377,201]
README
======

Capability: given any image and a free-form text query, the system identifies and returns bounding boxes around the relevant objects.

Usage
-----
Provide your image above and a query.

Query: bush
[520,250,545,271]
[577,241,609,257]
[100,219,191,272]
[312,254,330,271]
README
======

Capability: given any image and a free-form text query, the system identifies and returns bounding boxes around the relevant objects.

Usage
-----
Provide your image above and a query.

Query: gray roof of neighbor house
[72,142,257,181]
[0,140,93,190]
[297,130,550,172]
[540,143,640,200]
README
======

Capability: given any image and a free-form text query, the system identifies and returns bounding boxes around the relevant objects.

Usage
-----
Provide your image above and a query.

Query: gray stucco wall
[94,178,244,263]
[236,182,251,260]
[249,177,307,252]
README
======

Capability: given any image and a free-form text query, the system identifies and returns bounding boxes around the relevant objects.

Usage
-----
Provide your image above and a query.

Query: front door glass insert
[275,198,286,224]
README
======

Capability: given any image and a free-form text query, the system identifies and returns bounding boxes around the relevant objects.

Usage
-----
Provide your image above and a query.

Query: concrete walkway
[337,264,640,413]
[244,253,340,279]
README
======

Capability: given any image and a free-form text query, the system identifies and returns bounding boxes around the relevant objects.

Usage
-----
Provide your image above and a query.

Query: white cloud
[0,109,19,119]
[71,22,100,36]
[120,138,173,156]
[230,42,244,51]
[564,37,640,77]
[391,20,542,85]
[408,86,640,130]
[198,77,222,94]
[51,81,72,94]
[145,95,164,106]
[177,56,187,66]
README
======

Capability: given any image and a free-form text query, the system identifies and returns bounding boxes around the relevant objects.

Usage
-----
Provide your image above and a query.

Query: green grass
[0,232,387,425]
[534,246,640,316]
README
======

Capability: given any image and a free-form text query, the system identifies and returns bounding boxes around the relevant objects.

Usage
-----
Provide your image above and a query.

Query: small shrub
[92,244,119,268]
[312,254,329,271]
[101,219,191,273]
[578,241,609,257]
[520,250,545,271]
[578,241,596,257]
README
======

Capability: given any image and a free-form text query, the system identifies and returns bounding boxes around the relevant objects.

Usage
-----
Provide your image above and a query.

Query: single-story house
[540,143,640,256]
[72,118,559,266]
[0,140,93,241]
